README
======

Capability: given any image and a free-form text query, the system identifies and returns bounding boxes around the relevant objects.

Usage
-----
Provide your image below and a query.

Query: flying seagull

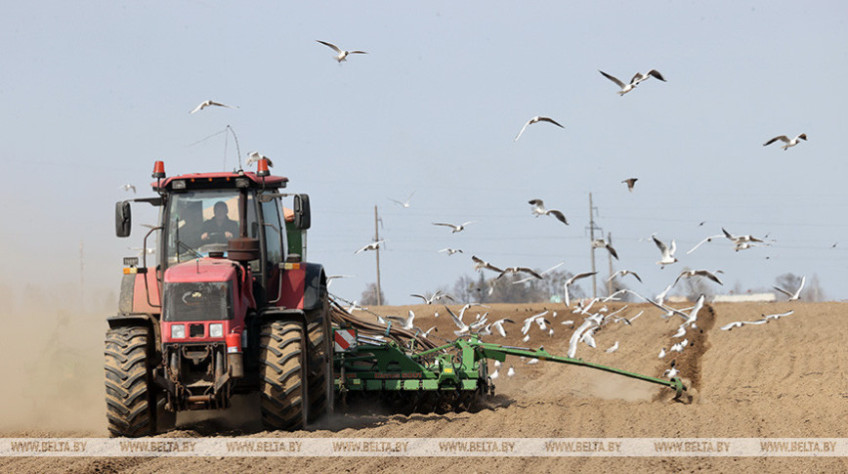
[433,221,474,233]
[472,255,503,274]
[438,248,463,256]
[622,178,638,192]
[673,269,723,288]
[120,183,136,193]
[652,235,678,267]
[354,240,385,254]
[607,269,642,283]
[389,191,415,208]
[605,341,620,353]
[686,233,725,254]
[599,69,666,95]
[528,199,568,225]
[592,238,619,260]
[514,116,564,141]
[513,261,564,284]
[564,271,597,307]
[497,267,543,280]
[763,133,807,150]
[190,100,237,114]
[410,291,454,305]
[246,151,274,167]
[316,40,367,62]
[386,310,416,331]
[773,276,805,301]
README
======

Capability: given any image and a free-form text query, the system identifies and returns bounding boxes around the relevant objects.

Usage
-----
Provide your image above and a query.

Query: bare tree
[360,283,386,306]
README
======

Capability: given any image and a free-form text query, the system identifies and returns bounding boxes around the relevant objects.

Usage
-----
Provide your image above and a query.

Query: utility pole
[607,232,614,297]
[588,193,597,298]
[374,205,383,306]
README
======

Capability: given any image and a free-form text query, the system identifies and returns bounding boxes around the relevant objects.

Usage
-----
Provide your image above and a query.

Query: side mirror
[115,201,132,237]
[293,194,311,230]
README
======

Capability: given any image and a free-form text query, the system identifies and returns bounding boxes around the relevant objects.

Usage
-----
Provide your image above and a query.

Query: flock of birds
[114,39,813,386]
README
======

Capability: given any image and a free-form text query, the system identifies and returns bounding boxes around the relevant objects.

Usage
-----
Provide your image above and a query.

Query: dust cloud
[0,281,115,435]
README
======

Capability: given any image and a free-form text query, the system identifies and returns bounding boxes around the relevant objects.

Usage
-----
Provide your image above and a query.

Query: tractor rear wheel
[259,320,307,431]
[104,326,156,437]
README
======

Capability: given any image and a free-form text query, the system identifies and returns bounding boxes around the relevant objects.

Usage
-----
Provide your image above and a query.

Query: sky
[2,1,847,308]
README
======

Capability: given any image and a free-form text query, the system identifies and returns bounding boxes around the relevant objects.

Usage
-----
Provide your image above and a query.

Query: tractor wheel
[104,326,156,437]
[305,297,334,422]
[259,320,307,431]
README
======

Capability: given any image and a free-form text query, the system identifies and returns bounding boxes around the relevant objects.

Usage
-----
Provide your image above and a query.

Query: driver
[201,201,239,244]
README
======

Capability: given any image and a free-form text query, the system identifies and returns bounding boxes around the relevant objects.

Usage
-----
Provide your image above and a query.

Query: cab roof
[152,171,288,192]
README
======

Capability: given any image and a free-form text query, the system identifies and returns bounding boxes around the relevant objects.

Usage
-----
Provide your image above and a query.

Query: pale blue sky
[2,1,847,304]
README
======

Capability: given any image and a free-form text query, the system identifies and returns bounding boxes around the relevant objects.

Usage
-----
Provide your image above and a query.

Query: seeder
[331,305,686,413]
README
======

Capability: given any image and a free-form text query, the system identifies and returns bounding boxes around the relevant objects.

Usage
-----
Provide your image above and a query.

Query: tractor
[107,161,688,438]
[106,159,332,437]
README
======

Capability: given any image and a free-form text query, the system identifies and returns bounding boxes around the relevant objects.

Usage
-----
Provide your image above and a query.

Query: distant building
[712,293,777,303]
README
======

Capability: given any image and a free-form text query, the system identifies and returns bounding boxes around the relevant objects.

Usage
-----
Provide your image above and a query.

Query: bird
[438,248,463,256]
[526,358,540,365]
[497,267,543,280]
[672,326,686,338]
[490,368,499,380]
[528,199,568,225]
[444,306,470,336]
[326,274,354,287]
[655,284,673,306]
[513,261,564,284]
[563,272,597,307]
[664,360,679,379]
[763,310,794,321]
[622,178,638,192]
[490,318,515,338]
[389,191,415,208]
[190,100,237,114]
[120,183,136,193]
[763,133,807,150]
[507,365,515,377]
[514,116,564,141]
[592,238,619,260]
[246,151,274,167]
[673,269,724,288]
[521,311,550,335]
[652,235,678,267]
[686,234,725,254]
[722,228,764,245]
[599,69,666,95]
[354,240,384,254]
[316,40,367,62]
[720,321,745,331]
[433,221,474,233]
[410,292,452,305]
[605,341,619,353]
[386,310,416,330]
[658,348,667,359]
[607,269,642,283]
[773,276,805,301]
[472,255,504,274]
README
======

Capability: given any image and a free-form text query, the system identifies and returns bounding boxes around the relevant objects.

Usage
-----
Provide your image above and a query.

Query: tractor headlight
[209,323,224,338]
[171,324,186,339]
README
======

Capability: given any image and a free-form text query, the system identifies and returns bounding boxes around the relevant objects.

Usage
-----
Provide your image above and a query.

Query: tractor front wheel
[259,320,308,431]
[104,326,156,437]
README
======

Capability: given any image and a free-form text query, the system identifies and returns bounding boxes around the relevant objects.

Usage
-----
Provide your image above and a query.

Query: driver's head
[213,201,229,220]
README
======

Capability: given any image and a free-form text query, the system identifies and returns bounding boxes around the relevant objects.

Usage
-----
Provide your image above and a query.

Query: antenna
[585,193,603,298]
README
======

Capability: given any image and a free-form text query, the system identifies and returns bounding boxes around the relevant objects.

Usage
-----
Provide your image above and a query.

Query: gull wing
[763,135,789,146]
[547,209,569,225]
[647,69,666,81]
[514,120,531,141]
[599,70,626,89]
[772,286,793,298]
[538,116,565,128]
[316,40,342,54]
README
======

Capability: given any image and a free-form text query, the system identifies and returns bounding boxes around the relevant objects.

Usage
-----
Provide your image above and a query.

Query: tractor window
[166,190,257,265]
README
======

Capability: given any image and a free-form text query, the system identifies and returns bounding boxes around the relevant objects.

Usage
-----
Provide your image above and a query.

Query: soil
[2,301,847,473]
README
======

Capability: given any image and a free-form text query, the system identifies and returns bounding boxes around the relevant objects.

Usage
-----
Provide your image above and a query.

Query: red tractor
[107,160,332,437]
